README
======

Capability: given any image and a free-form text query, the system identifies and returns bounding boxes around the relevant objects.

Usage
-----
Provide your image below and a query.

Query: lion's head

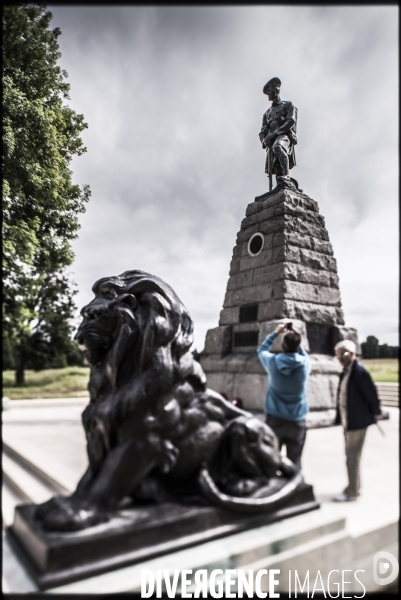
[75,270,205,405]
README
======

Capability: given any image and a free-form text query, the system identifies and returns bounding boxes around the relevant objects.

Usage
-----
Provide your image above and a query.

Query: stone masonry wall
[201,188,359,424]
[219,189,344,327]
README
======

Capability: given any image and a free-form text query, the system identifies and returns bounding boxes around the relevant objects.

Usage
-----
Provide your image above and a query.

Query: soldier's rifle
[268,146,273,192]
[264,117,274,192]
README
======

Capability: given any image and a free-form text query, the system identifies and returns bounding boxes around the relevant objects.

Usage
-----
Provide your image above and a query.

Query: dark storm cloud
[48,5,398,347]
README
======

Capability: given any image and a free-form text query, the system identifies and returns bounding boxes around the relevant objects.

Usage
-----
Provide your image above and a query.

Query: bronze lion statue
[35,270,304,531]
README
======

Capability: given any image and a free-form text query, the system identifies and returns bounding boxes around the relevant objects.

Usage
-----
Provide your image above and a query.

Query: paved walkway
[2,399,399,592]
[2,398,398,536]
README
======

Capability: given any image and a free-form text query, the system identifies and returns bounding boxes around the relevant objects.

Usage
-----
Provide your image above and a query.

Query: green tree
[2,4,90,384]
[378,343,392,359]
[3,336,15,370]
[361,336,380,359]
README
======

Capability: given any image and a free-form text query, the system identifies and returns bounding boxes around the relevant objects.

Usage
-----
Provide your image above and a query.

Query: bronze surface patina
[34,270,306,532]
[259,76,302,197]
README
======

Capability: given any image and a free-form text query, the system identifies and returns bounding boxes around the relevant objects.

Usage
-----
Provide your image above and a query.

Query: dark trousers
[266,415,307,469]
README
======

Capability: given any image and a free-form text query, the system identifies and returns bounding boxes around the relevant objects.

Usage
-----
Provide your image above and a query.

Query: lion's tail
[198,467,304,514]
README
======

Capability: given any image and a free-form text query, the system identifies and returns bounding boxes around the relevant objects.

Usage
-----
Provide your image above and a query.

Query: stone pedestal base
[201,315,359,426]
[8,484,318,590]
[201,188,361,428]
[203,350,341,426]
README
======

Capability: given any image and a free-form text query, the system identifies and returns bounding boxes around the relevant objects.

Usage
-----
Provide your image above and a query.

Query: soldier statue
[259,77,300,194]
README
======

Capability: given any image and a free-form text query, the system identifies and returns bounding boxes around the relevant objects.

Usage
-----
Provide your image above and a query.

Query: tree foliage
[361,336,398,359]
[2,4,90,382]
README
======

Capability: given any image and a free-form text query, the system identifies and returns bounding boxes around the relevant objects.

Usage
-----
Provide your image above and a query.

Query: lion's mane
[77,269,206,428]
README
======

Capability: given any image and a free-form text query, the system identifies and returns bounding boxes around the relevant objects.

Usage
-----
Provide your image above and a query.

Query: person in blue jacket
[258,321,311,469]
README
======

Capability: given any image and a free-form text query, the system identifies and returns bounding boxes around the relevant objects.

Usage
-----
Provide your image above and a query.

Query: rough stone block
[271,246,286,264]
[203,326,232,356]
[284,231,314,252]
[307,354,341,415]
[249,189,319,215]
[312,238,335,256]
[226,270,254,291]
[225,283,277,307]
[281,280,342,306]
[283,264,334,287]
[258,319,310,352]
[231,373,267,411]
[248,206,278,226]
[285,206,325,228]
[239,249,274,272]
[201,352,265,375]
[293,302,340,324]
[331,326,361,355]
[288,247,337,272]
[218,307,238,325]
[204,372,235,399]
[329,274,340,288]
[245,201,265,217]
[258,300,339,324]
[307,373,340,410]
[270,203,325,228]
[257,300,288,321]
[252,263,285,286]
[286,218,330,241]
[335,308,345,325]
[285,191,319,213]
[271,231,285,248]
[283,233,335,256]
[247,191,283,215]
[233,322,259,332]
[309,354,342,375]
[255,216,286,234]
[229,256,241,275]
[306,409,337,428]
[236,224,259,243]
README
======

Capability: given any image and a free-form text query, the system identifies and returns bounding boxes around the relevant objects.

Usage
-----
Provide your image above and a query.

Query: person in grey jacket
[258,322,311,469]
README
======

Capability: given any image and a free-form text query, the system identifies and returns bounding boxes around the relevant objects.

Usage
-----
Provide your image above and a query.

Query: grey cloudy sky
[48,4,399,349]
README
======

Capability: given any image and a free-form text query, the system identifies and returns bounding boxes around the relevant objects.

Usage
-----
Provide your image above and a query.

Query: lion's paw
[42,504,109,532]
[34,496,70,521]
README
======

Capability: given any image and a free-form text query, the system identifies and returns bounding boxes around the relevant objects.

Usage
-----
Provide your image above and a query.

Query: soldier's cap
[263,77,281,94]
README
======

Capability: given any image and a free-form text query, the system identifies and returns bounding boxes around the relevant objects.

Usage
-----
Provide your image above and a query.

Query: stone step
[2,453,54,508]
[381,400,398,407]
[2,483,26,528]
[3,397,89,409]
[2,441,67,528]
[376,383,399,407]
[3,440,72,495]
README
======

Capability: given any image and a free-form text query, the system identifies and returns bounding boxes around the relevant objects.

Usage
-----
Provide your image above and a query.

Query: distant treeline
[3,336,85,371]
[3,334,398,372]
[361,336,399,359]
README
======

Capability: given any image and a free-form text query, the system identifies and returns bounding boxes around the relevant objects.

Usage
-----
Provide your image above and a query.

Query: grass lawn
[2,367,90,400]
[2,359,398,400]
[361,359,398,383]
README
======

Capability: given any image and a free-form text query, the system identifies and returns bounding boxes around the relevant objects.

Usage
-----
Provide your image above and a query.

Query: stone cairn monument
[201,77,359,427]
